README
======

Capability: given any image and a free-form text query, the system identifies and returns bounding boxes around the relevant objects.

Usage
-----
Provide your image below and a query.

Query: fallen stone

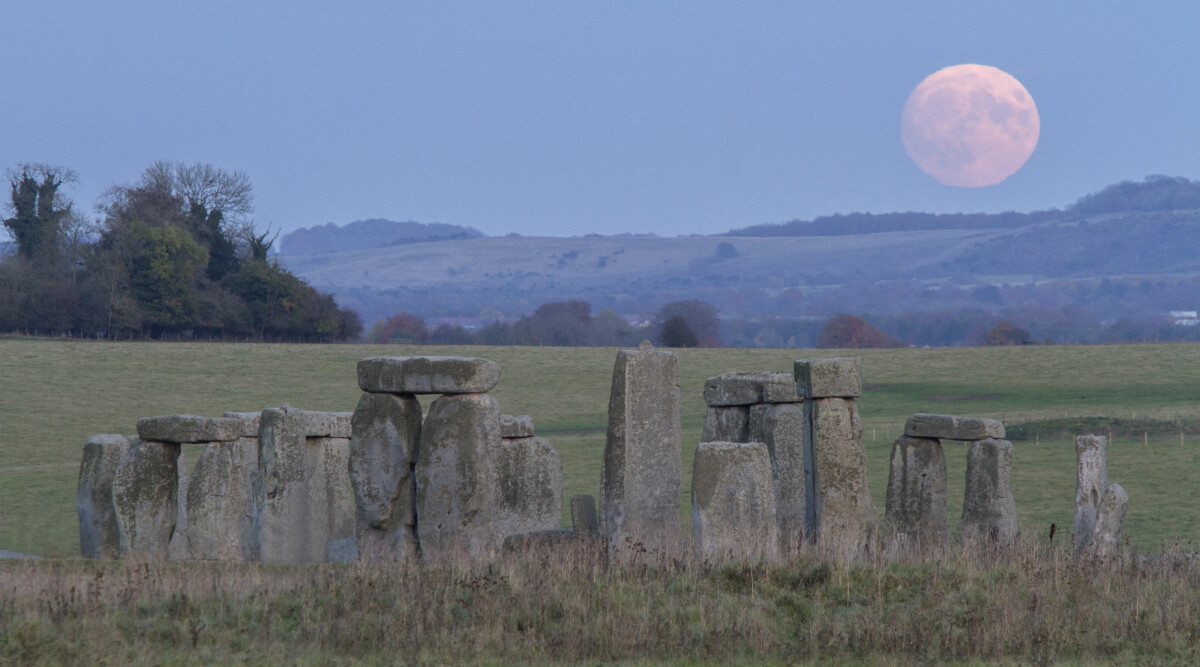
[358,356,502,395]
[0,550,40,559]
[749,403,806,549]
[702,406,749,443]
[601,346,682,557]
[78,434,131,559]
[415,393,502,560]
[884,436,948,545]
[961,439,1018,546]
[1074,434,1109,554]
[808,397,875,556]
[112,439,181,560]
[349,392,422,561]
[703,373,763,406]
[570,494,599,534]
[223,412,262,437]
[493,436,563,540]
[186,437,258,560]
[1086,483,1129,559]
[136,415,241,443]
[501,414,535,438]
[904,414,1005,441]
[794,358,862,399]
[691,441,780,563]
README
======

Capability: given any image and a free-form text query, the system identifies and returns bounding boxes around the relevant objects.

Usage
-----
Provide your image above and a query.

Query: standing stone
[691,441,780,563]
[600,343,682,557]
[807,397,875,556]
[571,494,599,534]
[415,393,502,560]
[167,447,191,560]
[884,436,948,545]
[78,435,131,558]
[249,408,356,563]
[1074,434,1109,554]
[1086,483,1128,559]
[112,439,180,559]
[961,438,1017,546]
[749,403,807,549]
[349,392,422,561]
[186,437,258,560]
[702,406,749,443]
[493,436,563,540]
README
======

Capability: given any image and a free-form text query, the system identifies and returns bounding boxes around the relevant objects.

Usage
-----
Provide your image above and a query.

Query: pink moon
[901,64,1040,188]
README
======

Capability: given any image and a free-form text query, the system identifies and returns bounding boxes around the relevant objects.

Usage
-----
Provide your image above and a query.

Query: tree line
[0,162,361,341]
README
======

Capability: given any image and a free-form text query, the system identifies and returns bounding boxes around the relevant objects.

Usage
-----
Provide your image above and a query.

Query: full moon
[901,64,1039,187]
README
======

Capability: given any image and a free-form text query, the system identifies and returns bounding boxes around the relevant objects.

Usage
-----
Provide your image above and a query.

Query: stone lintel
[357,356,501,394]
[904,413,1005,441]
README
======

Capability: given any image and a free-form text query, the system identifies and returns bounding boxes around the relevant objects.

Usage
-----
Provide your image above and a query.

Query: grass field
[4,338,1200,557]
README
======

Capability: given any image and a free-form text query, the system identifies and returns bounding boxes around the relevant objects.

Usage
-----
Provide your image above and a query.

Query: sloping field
[3,338,1200,557]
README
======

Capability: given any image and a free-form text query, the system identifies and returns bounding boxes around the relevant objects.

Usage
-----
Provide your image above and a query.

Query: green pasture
[3,338,1200,557]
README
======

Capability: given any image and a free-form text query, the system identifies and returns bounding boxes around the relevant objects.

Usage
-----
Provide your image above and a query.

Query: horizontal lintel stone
[136,415,241,443]
[358,356,501,395]
[794,358,862,398]
[905,413,1005,441]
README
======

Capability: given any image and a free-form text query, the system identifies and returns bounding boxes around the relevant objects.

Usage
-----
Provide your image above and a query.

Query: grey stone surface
[703,373,763,406]
[601,346,682,557]
[494,436,563,540]
[349,392,422,561]
[249,407,356,563]
[327,536,360,563]
[137,415,240,443]
[78,434,131,558]
[570,494,599,534]
[749,403,806,549]
[112,439,181,560]
[223,412,262,437]
[904,414,1005,441]
[702,406,749,443]
[1086,483,1128,559]
[501,414,535,438]
[358,356,502,395]
[186,437,258,560]
[289,409,352,438]
[884,436,948,545]
[415,393,502,560]
[691,441,780,563]
[167,447,190,560]
[1074,435,1109,554]
[961,438,1018,546]
[501,530,606,556]
[808,397,874,556]
[794,358,862,399]
[757,371,802,404]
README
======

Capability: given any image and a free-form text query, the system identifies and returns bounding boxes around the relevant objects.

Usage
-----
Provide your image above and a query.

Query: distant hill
[278,219,484,255]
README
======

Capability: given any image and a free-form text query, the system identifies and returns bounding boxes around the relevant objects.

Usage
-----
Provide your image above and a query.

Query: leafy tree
[527,300,592,346]
[126,221,208,334]
[986,321,1031,346]
[3,164,76,264]
[368,312,428,344]
[817,314,905,348]
[659,315,698,347]
[656,299,719,347]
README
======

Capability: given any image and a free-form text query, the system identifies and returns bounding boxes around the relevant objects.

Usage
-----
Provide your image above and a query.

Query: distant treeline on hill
[278,219,484,255]
[723,175,1200,237]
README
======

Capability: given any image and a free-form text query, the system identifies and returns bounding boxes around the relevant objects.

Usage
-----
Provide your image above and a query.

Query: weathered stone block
[248,407,356,563]
[415,393,502,560]
[904,414,1005,441]
[1074,434,1109,554]
[112,439,181,559]
[601,345,682,557]
[749,403,806,548]
[501,414,535,438]
[570,494,599,534]
[757,371,802,404]
[167,447,190,560]
[691,441,780,563]
[187,437,258,560]
[961,439,1017,546]
[884,436,948,545]
[223,411,262,437]
[1086,483,1128,559]
[78,435,131,558]
[358,356,502,395]
[137,415,240,443]
[808,397,874,556]
[349,392,422,561]
[702,406,749,443]
[494,436,563,540]
[703,373,763,406]
[794,358,862,399]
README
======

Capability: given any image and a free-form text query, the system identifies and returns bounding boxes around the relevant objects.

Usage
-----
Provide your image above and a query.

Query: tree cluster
[0,162,361,341]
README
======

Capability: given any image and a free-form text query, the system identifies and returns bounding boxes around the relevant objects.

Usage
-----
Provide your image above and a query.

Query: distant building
[1169,311,1199,326]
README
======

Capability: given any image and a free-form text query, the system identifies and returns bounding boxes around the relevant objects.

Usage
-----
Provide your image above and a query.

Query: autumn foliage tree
[817,314,905,348]
[986,320,1031,346]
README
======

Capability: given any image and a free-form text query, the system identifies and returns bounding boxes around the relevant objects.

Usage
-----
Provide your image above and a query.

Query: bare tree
[172,162,254,223]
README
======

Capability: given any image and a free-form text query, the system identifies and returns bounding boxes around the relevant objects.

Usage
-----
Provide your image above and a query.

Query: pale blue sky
[2,2,1197,237]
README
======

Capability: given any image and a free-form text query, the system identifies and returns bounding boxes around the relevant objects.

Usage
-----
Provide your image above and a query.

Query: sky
[2,2,1198,239]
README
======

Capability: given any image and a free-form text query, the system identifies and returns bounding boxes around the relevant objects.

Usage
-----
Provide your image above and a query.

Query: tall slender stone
[601,343,682,557]
[961,438,1017,546]
[807,397,874,556]
[691,441,779,563]
[349,392,422,561]
[167,447,191,560]
[1086,483,1128,559]
[749,402,806,549]
[884,436,948,545]
[78,434,131,558]
[112,439,180,560]
[415,393,502,560]
[186,437,258,560]
[1074,434,1109,554]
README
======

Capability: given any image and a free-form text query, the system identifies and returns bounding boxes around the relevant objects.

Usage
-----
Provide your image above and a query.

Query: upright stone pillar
[1074,434,1109,554]
[961,438,1017,546]
[691,441,779,563]
[493,416,563,541]
[749,402,806,550]
[186,412,260,561]
[112,439,181,560]
[570,494,599,534]
[1085,483,1128,559]
[78,434,132,558]
[884,436,948,546]
[601,342,682,557]
[349,392,423,561]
